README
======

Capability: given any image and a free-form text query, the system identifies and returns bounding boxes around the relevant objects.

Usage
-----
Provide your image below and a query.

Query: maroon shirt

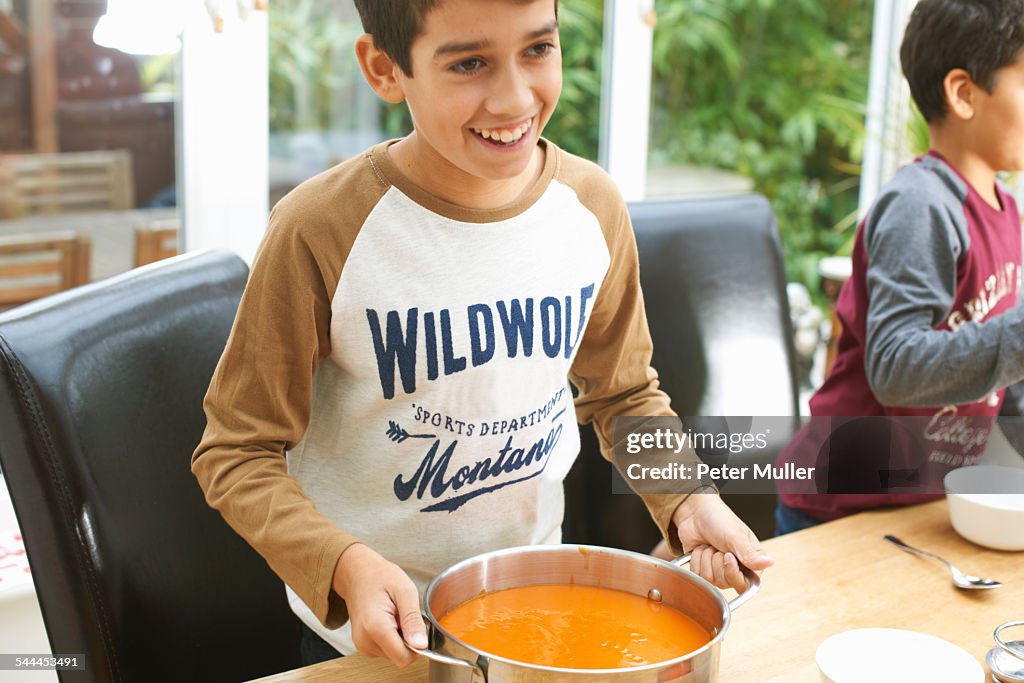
[780,152,1023,520]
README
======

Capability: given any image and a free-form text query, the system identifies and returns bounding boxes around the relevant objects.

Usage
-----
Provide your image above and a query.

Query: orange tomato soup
[438,584,711,669]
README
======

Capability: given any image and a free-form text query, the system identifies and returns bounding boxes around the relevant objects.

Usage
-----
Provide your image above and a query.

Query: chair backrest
[0,231,91,308]
[630,195,799,417]
[133,220,179,267]
[563,195,800,547]
[0,251,301,682]
[0,151,134,218]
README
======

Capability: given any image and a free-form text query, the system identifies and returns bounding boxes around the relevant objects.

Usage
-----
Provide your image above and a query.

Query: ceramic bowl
[944,465,1024,551]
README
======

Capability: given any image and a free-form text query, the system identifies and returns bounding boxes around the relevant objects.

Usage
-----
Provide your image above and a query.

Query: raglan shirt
[191,139,711,653]
[778,151,1024,520]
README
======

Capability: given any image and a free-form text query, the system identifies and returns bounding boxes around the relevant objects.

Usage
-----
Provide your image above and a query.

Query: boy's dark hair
[900,0,1024,123]
[353,0,556,77]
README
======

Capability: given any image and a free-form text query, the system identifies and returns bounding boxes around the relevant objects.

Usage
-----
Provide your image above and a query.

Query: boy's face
[972,52,1024,173]
[392,0,562,190]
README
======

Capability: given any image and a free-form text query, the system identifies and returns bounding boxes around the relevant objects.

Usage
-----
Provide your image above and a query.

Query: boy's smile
[381,0,562,209]
[470,118,534,146]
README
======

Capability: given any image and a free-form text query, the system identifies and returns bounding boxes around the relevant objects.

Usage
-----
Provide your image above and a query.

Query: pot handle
[671,554,760,612]
[406,643,487,683]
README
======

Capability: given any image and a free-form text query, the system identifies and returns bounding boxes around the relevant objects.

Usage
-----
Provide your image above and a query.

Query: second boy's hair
[900,0,1024,123]
[352,0,556,77]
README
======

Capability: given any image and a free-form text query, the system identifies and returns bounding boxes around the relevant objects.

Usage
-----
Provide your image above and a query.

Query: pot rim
[422,543,732,675]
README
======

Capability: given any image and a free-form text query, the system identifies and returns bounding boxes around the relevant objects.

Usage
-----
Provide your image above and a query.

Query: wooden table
[250,500,1022,682]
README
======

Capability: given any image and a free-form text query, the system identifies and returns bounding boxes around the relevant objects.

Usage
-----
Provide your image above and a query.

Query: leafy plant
[543,0,603,159]
[268,0,358,132]
[907,101,930,156]
[647,0,874,291]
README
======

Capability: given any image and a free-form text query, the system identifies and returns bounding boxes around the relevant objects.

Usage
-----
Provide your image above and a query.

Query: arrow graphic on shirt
[385,421,436,443]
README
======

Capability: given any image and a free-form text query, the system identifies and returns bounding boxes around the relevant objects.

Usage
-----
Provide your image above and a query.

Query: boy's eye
[526,41,556,58]
[450,57,485,74]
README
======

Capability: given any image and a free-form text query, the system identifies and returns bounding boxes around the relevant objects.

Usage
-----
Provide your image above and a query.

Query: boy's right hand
[332,542,428,668]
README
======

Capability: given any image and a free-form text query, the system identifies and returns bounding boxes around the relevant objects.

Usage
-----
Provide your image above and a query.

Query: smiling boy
[192,0,771,668]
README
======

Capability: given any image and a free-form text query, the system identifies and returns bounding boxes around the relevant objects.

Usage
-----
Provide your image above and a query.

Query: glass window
[268,0,373,205]
[1,0,181,295]
[646,0,874,284]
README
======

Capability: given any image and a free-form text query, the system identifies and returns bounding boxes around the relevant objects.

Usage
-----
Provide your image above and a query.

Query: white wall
[179,3,269,264]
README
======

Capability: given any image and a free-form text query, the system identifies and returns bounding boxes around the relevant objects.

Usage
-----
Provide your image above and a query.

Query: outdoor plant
[268,0,357,132]
[649,0,874,291]
[542,0,603,160]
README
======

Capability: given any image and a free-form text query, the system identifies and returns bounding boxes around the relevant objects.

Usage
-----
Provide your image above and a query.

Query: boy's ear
[355,33,406,104]
[942,68,976,121]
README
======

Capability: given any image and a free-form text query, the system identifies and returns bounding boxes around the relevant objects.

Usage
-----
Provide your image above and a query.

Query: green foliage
[649,0,874,288]
[907,100,931,156]
[137,54,177,96]
[268,0,358,132]
[381,102,413,139]
[542,0,604,159]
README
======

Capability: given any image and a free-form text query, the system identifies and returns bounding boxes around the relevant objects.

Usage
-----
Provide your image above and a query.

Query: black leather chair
[0,251,300,682]
[563,194,801,547]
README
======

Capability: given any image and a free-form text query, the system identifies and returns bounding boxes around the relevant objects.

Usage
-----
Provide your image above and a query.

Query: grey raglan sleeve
[862,185,1024,407]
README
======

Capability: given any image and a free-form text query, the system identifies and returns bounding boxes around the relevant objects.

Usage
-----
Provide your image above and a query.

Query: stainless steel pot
[412,544,758,682]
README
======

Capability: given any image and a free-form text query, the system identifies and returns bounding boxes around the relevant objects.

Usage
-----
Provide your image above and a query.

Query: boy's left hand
[672,492,773,593]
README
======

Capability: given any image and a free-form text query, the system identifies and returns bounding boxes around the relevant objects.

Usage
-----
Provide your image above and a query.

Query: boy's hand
[332,543,428,668]
[672,492,774,593]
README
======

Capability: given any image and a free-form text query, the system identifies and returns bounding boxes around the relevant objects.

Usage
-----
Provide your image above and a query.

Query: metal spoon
[884,535,1002,590]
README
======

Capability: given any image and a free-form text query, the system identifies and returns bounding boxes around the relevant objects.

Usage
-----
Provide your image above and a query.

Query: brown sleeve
[560,152,716,554]
[191,155,387,628]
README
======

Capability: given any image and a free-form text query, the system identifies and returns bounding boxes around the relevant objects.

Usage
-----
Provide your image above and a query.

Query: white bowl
[944,465,1024,551]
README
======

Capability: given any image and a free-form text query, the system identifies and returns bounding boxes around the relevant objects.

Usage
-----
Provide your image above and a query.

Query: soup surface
[438,583,711,669]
